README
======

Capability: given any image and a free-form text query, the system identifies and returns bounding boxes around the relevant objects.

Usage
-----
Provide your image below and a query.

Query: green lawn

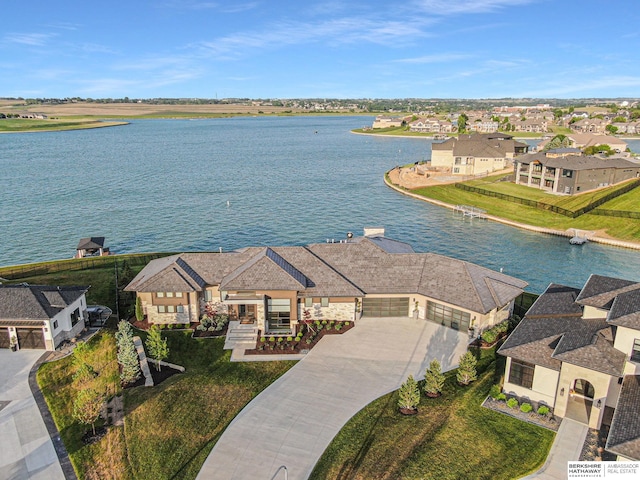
[310,349,554,480]
[594,185,640,212]
[37,329,296,480]
[0,118,128,132]
[408,179,640,241]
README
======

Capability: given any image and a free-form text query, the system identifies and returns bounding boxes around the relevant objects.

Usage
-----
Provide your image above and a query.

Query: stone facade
[299,301,355,322]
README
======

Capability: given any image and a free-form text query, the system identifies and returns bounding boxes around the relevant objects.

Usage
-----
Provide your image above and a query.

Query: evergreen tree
[135,296,144,322]
[145,325,169,371]
[397,375,420,411]
[424,359,445,397]
[115,320,140,384]
[456,351,478,386]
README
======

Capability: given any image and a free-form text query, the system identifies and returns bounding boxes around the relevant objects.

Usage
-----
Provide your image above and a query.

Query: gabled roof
[0,284,88,320]
[606,375,640,461]
[125,254,208,292]
[608,289,640,330]
[576,274,640,309]
[77,237,105,250]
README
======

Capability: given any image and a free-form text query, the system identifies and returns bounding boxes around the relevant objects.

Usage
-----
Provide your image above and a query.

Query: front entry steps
[224,321,259,350]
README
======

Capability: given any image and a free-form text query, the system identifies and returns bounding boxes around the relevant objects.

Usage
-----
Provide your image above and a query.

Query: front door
[238,304,256,324]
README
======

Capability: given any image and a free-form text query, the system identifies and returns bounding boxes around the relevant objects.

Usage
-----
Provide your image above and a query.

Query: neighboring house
[76,237,110,258]
[538,133,628,153]
[571,118,608,134]
[467,118,499,133]
[125,230,527,337]
[0,284,89,350]
[498,275,640,461]
[431,132,529,175]
[408,118,454,133]
[371,115,406,129]
[513,152,640,194]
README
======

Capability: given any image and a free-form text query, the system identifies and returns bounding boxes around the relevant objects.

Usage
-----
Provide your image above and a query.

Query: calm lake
[2,116,640,293]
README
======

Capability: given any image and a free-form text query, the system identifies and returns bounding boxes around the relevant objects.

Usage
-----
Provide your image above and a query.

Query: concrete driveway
[197,317,468,480]
[0,349,65,480]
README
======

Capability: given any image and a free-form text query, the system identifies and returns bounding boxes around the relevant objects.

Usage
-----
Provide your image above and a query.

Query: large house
[0,284,89,350]
[125,231,527,338]
[537,133,628,153]
[498,275,640,461]
[513,151,640,194]
[431,132,529,176]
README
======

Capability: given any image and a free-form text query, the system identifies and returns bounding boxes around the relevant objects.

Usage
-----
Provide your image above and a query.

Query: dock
[454,205,487,219]
[568,229,595,245]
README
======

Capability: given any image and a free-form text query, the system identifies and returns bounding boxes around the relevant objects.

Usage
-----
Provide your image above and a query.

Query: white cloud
[395,53,472,64]
[410,0,537,15]
[4,32,57,47]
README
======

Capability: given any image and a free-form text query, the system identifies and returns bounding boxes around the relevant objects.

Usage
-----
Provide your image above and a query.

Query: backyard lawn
[37,329,296,480]
[310,349,554,480]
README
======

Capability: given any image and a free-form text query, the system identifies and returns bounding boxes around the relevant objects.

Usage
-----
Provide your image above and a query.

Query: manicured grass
[0,118,128,132]
[310,349,554,480]
[37,329,296,480]
[409,180,640,241]
[595,185,640,212]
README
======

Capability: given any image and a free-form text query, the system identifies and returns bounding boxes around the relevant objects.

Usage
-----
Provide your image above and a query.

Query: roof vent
[363,227,385,237]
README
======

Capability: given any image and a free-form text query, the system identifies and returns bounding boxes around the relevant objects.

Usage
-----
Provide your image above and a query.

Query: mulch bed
[191,324,228,338]
[482,396,560,431]
[469,333,508,349]
[580,426,616,461]
[245,321,355,355]
[123,364,182,389]
[82,425,108,445]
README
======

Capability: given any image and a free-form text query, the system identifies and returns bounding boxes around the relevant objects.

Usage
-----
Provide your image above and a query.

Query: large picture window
[509,359,535,389]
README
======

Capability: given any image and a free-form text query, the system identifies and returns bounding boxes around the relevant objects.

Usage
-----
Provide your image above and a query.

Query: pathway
[197,317,469,480]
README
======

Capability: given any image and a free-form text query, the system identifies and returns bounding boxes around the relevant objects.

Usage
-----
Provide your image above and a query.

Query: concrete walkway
[197,317,469,480]
[0,349,66,480]
[521,418,589,480]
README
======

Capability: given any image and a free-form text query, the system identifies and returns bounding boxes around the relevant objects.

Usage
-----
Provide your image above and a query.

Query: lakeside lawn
[310,348,554,480]
[407,176,640,241]
[37,329,296,480]
[0,118,128,132]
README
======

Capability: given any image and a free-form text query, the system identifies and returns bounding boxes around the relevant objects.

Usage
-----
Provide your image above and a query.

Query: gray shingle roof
[608,289,640,330]
[516,154,639,172]
[576,274,640,309]
[77,237,105,250]
[0,284,88,320]
[606,375,640,461]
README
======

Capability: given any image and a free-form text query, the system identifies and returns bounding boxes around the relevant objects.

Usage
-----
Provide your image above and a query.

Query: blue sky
[2,0,639,99]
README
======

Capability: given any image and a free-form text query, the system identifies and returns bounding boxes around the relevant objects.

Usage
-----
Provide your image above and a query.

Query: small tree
[424,359,445,397]
[135,296,144,322]
[145,325,169,371]
[73,388,104,435]
[397,375,420,412]
[456,351,478,386]
[116,320,140,384]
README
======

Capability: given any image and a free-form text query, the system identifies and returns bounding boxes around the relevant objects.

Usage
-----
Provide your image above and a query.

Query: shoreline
[383,172,640,251]
[352,130,543,140]
[0,120,130,134]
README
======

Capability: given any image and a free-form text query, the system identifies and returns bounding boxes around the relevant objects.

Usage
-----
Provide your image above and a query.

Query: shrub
[456,351,478,385]
[135,296,144,322]
[506,398,519,409]
[335,323,342,331]
[277,337,283,343]
[537,405,550,416]
[269,336,276,343]
[159,323,166,329]
[424,359,445,397]
[481,329,498,344]
[197,324,206,331]
[322,320,327,325]
[287,336,293,342]
[145,325,169,371]
[520,403,533,413]
[397,375,420,411]
[167,323,174,329]
[208,326,216,332]
[260,337,266,343]
[344,321,350,326]
[306,338,313,344]
[317,324,324,330]
[489,384,502,400]
[497,393,507,401]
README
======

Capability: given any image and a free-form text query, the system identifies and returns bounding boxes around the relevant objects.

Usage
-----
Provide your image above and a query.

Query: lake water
[2,116,640,293]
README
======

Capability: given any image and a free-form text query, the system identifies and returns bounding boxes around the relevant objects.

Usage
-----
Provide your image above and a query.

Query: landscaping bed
[482,396,560,431]
[245,320,354,355]
[125,364,183,389]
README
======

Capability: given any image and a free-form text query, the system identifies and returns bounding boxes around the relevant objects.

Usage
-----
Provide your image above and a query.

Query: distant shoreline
[0,120,129,134]
[351,130,543,140]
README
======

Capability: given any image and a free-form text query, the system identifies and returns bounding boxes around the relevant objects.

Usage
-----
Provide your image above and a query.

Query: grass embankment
[38,329,295,480]
[0,118,128,132]
[408,174,640,241]
[310,348,554,480]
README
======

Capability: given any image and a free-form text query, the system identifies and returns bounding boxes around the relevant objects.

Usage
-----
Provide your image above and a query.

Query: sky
[2,0,640,99]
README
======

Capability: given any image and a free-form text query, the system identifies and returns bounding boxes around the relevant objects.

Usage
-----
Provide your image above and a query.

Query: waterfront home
[430,132,529,176]
[0,284,89,350]
[498,275,640,461]
[571,118,608,134]
[371,115,406,129]
[125,230,527,337]
[408,118,454,133]
[537,133,628,153]
[513,151,640,194]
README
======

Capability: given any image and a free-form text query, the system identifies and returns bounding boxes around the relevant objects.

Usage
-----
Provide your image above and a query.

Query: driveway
[197,317,469,480]
[0,349,65,480]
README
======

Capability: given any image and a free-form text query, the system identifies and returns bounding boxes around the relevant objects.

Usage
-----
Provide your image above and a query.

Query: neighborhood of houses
[2,228,640,463]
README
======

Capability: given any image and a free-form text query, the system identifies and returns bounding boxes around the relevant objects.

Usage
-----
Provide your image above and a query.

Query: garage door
[16,328,46,349]
[362,298,410,317]
[0,329,10,349]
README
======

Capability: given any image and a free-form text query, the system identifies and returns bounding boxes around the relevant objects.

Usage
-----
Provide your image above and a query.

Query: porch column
[527,163,533,187]
[553,168,561,193]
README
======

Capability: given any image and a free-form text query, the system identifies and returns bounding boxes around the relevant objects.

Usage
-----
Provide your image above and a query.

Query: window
[204,290,213,302]
[157,292,165,298]
[509,359,534,389]
[53,320,59,330]
[177,305,184,313]
[563,169,573,178]
[175,292,183,298]
[305,297,313,307]
[321,297,329,307]
[71,308,81,327]
[167,305,176,313]
[631,339,640,362]
[158,305,166,313]
[166,292,174,298]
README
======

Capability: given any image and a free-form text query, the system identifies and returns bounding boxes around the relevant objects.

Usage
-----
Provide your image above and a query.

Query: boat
[569,236,588,245]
